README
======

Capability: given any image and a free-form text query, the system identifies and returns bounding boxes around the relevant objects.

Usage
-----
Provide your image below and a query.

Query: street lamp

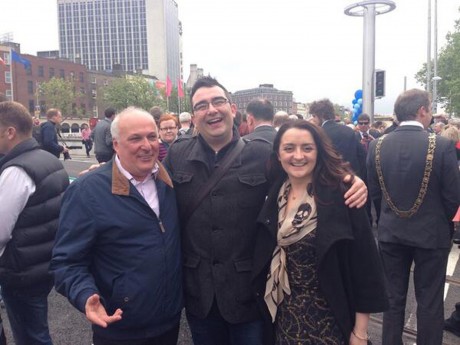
[344,1,396,123]
[432,75,442,113]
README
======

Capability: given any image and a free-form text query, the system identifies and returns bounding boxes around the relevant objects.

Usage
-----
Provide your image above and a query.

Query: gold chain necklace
[375,133,436,218]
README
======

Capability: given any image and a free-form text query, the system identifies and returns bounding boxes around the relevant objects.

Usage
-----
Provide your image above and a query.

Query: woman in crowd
[158,114,179,161]
[253,120,388,345]
[81,123,93,158]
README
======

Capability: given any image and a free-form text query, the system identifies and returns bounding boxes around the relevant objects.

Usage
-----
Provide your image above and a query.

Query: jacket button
[265,219,270,225]
[124,297,129,302]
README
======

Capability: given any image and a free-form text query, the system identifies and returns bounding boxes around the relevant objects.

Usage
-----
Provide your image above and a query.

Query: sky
[1,0,459,114]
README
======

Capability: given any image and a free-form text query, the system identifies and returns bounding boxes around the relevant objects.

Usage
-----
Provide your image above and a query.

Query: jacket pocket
[234,258,253,304]
[238,174,267,208]
[172,171,193,184]
[183,254,201,298]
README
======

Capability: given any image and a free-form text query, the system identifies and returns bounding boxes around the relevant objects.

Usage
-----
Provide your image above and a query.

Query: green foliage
[102,75,166,111]
[416,9,460,116]
[40,77,82,116]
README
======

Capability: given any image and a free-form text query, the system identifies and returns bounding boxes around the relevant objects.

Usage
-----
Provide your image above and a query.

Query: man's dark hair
[309,99,335,121]
[372,120,383,129]
[394,89,431,123]
[246,98,274,122]
[149,106,163,124]
[104,107,117,118]
[358,113,371,123]
[0,101,33,136]
[46,108,60,120]
[190,76,232,105]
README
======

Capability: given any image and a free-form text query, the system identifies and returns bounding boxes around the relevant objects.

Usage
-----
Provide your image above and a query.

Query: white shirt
[0,166,36,256]
[115,155,160,218]
[399,121,424,129]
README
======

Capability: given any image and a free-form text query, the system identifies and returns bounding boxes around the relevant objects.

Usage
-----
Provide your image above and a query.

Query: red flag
[0,57,5,66]
[178,79,184,98]
[166,76,172,97]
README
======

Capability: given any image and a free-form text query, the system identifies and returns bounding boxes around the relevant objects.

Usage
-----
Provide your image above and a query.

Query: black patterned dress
[275,230,345,345]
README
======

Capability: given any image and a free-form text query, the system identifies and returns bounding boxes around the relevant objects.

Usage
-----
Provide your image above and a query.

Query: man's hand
[79,163,104,176]
[343,175,367,208]
[85,294,122,328]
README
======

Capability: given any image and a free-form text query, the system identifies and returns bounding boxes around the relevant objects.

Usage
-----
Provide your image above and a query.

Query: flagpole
[9,48,14,101]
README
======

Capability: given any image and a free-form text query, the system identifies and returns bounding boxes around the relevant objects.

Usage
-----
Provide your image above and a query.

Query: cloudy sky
[1,0,459,114]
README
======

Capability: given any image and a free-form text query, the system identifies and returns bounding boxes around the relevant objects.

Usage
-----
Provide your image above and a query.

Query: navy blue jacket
[51,160,183,340]
[41,121,64,158]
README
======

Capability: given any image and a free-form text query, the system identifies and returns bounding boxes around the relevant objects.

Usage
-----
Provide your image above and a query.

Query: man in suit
[244,98,277,144]
[309,98,366,179]
[367,89,460,345]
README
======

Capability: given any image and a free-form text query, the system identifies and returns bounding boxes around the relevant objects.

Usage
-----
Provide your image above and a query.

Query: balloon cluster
[351,89,363,123]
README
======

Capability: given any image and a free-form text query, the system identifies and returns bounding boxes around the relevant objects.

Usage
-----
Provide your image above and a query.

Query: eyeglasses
[358,121,369,125]
[193,97,229,113]
[160,126,177,132]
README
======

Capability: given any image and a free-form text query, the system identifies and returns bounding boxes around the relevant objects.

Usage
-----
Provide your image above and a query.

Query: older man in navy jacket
[51,107,182,345]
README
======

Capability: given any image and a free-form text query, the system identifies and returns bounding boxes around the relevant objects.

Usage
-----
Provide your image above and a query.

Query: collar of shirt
[198,126,240,170]
[399,121,424,129]
[115,155,160,217]
[321,119,334,127]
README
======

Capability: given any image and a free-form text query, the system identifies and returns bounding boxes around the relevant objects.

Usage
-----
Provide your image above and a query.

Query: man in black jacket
[41,108,68,158]
[309,98,366,179]
[244,98,277,144]
[367,89,460,345]
[0,102,69,345]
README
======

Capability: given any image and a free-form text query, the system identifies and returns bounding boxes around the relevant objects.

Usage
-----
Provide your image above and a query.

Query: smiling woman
[252,120,388,345]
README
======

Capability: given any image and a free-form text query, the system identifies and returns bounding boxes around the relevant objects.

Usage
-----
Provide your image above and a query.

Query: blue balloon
[354,89,363,100]
[354,103,360,110]
[352,99,357,105]
[357,98,363,105]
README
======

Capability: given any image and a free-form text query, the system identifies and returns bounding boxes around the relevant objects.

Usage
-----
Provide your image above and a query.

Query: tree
[40,77,82,117]
[416,9,460,116]
[102,75,166,111]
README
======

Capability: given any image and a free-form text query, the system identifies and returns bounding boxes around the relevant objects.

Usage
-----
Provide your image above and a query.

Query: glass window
[49,68,55,78]
[5,72,11,83]
[28,81,34,94]
[38,66,44,77]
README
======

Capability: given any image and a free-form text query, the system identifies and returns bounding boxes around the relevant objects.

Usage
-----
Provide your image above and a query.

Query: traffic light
[375,70,385,98]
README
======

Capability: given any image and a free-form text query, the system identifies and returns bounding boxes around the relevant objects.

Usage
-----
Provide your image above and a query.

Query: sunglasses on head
[358,121,369,125]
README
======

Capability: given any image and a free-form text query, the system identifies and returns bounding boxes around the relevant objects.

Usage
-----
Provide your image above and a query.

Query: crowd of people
[0,77,459,345]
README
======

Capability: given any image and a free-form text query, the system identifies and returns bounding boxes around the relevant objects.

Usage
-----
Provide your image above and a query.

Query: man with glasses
[163,77,368,345]
[158,114,179,161]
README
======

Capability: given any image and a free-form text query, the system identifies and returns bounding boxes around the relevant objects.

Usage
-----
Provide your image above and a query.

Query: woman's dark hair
[270,120,353,197]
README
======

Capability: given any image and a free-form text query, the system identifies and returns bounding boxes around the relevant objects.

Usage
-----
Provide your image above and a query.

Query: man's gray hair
[179,112,192,123]
[111,107,155,140]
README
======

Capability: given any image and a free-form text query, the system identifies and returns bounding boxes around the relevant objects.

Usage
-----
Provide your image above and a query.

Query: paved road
[2,155,457,344]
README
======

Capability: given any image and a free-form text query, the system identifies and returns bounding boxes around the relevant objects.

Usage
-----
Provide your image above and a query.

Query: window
[28,100,35,113]
[27,81,34,94]
[60,69,65,79]
[91,76,96,84]
[79,72,84,82]
[49,68,55,78]
[38,66,44,77]
[5,72,11,83]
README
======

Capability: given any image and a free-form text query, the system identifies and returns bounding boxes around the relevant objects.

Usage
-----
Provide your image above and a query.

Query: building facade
[231,84,294,114]
[0,45,89,117]
[57,0,181,86]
